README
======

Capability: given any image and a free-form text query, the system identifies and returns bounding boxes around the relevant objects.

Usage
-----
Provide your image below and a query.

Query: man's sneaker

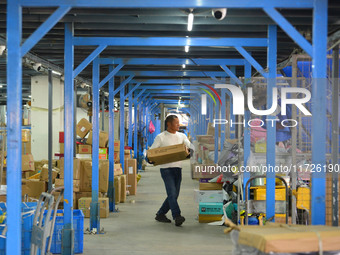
[175,215,185,226]
[155,214,171,223]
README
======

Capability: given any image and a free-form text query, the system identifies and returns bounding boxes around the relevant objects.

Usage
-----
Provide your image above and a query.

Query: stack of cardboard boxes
[18,117,139,216]
[197,180,224,223]
[193,135,221,165]
[326,174,340,226]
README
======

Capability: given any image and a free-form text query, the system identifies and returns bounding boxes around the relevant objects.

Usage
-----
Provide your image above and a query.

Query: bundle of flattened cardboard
[226,223,340,254]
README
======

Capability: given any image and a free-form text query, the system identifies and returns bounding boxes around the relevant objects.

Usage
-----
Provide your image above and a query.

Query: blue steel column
[120,84,125,172]
[90,57,100,231]
[108,66,115,212]
[266,25,277,221]
[243,62,252,195]
[62,22,75,255]
[134,94,138,159]
[128,85,133,147]
[311,0,328,225]
[6,1,22,254]
[220,87,226,145]
[145,103,149,149]
[214,100,219,163]
[230,66,236,139]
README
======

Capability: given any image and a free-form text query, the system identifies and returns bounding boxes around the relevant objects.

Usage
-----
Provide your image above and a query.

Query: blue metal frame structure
[6,1,328,254]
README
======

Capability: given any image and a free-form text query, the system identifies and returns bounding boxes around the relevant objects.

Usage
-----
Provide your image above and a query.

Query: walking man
[148,115,193,226]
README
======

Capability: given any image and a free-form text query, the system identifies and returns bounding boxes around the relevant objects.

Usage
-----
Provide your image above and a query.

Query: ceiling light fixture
[184,45,190,53]
[187,13,194,31]
[52,70,62,76]
[182,64,186,69]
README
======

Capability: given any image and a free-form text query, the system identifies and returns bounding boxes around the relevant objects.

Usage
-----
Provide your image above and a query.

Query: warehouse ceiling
[0,2,340,102]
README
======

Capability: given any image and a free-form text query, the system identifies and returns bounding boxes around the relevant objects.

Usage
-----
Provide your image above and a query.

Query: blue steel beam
[311,0,328,225]
[98,58,245,66]
[113,75,134,95]
[132,88,147,103]
[145,90,194,94]
[74,45,107,78]
[137,93,151,105]
[73,37,268,47]
[135,79,221,85]
[220,65,243,86]
[6,1,22,254]
[266,25,277,222]
[62,22,75,255]
[90,57,100,231]
[124,82,141,99]
[108,66,115,212]
[263,8,313,57]
[99,63,124,88]
[235,46,268,78]
[136,79,192,84]
[20,0,315,8]
[21,6,70,57]
[117,71,229,77]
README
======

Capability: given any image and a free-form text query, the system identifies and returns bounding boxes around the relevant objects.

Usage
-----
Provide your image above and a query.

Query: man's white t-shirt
[149,131,193,168]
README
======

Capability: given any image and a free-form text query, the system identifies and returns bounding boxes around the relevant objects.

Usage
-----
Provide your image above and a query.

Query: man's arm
[182,133,195,150]
[149,135,161,149]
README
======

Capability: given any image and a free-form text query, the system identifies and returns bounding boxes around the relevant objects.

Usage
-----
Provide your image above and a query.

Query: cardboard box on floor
[22,129,30,142]
[22,154,35,171]
[114,176,121,204]
[39,166,59,182]
[76,118,92,138]
[114,152,119,163]
[199,182,223,190]
[99,148,108,160]
[198,214,223,223]
[125,158,137,195]
[146,144,189,166]
[78,144,92,154]
[55,178,81,192]
[196,135,215,144]
[59,158,81,180]
[191,164,220,179]
[120,175,126,203]
[114,164,123,176]
[22,141,32,155]
[114,140,120,152]
[59,143,64,154]
[86,131,109,148]
[0,151,6,167]
[78,197,109,218]
[22,179,46,199]
[81,160,109,193]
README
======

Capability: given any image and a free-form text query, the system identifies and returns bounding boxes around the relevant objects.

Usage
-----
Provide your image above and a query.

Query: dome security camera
[212,8,227,20]
[32,63,42,72]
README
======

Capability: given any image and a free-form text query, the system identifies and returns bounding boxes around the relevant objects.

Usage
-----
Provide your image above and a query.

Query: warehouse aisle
[83,159,233,255]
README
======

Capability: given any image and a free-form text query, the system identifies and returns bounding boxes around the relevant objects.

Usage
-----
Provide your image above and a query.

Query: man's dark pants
[157,167,182,219]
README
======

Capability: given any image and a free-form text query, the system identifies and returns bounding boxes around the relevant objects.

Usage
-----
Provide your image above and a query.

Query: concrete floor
[83,159,233,255]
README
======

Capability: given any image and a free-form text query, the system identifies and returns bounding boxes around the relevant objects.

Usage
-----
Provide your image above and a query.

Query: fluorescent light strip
[187,13,194,31]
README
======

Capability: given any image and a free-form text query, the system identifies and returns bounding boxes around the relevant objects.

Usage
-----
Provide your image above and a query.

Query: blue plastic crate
[47,209,84,254]
[0,202,38,255]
